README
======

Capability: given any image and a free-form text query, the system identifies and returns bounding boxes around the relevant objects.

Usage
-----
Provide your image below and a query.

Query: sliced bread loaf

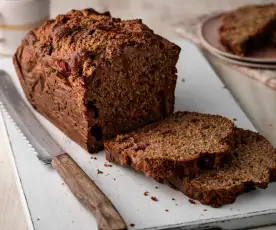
[164,129,276,207]
[104,111,235,178]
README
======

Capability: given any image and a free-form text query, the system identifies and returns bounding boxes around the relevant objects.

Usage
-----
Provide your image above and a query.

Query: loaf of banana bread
[13,9,180,153]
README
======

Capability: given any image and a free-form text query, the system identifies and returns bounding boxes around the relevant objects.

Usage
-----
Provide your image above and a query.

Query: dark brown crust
[13,45,98,152]
[13,8,180,153]
[105,112,236,178]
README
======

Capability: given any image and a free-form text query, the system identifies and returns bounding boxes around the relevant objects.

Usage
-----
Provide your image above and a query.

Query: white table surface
[1,41,276,230]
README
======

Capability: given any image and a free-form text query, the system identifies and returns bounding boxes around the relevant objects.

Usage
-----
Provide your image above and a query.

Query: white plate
[207,48,276,69]
[199,13,276,63]
[2,40,276,230]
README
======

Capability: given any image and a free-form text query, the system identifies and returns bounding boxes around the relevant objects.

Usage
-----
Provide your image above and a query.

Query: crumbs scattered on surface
[114,178,116,181]
[175,204,178,206]
[188,199,196,204]
[62,183,65,185]
[155,186,159,189]
[151,196,158,202]
[233,118,237,121]
[172,198,175,201]
[130,223,135,227]
[72,221,74,223]
[37,218,40,221]
[104,162,112,167]
[165,209,169,212]
[181,78,185,82]
[91,156,97,160]
[144,191,149,196]
[269,124,273,127]
[97,169,103,174]
[203,209,207,211]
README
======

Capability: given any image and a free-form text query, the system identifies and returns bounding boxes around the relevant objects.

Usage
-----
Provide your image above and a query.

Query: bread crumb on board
[188,199,196,204]
[104,162,112,167]
[97,169,103,174]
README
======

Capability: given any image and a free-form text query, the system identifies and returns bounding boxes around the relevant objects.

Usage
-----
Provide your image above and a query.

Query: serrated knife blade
[0,70,126,230]
[0,72,62,165]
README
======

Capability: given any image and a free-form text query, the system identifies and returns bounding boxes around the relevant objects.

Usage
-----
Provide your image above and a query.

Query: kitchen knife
[0,70,126,230]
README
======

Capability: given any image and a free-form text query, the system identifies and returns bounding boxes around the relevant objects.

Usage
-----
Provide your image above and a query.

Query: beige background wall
[52,0,274,39]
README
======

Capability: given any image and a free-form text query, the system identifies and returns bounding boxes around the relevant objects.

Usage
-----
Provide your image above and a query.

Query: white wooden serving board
[1,40,276,230]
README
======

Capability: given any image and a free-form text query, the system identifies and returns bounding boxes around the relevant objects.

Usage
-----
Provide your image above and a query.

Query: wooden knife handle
[52,153,126,230]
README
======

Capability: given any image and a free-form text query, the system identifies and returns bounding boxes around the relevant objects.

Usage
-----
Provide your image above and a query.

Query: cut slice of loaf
[104,111,235,178]
[164,129,276,207]
[219,4,276,56]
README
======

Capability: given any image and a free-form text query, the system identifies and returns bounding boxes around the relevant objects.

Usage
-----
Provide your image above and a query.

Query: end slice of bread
[104,111,235,178]
[219,4,276,56]
[164,129,276,207]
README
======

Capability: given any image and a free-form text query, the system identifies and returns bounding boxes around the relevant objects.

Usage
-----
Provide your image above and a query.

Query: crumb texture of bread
[167,129,276,207]
[13,8,180,153]
[104,112,236,178]
[220,4,276,56]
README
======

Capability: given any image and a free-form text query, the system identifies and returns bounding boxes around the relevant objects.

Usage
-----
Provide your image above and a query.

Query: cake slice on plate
[220,4,276,56]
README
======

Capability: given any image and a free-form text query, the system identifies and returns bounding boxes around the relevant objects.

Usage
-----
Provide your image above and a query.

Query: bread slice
[104,112,235,178]
[219,4,276,56]
[163,129,276,207]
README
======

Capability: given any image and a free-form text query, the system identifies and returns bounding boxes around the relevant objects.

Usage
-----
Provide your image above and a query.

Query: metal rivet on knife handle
[52,153,126,230]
